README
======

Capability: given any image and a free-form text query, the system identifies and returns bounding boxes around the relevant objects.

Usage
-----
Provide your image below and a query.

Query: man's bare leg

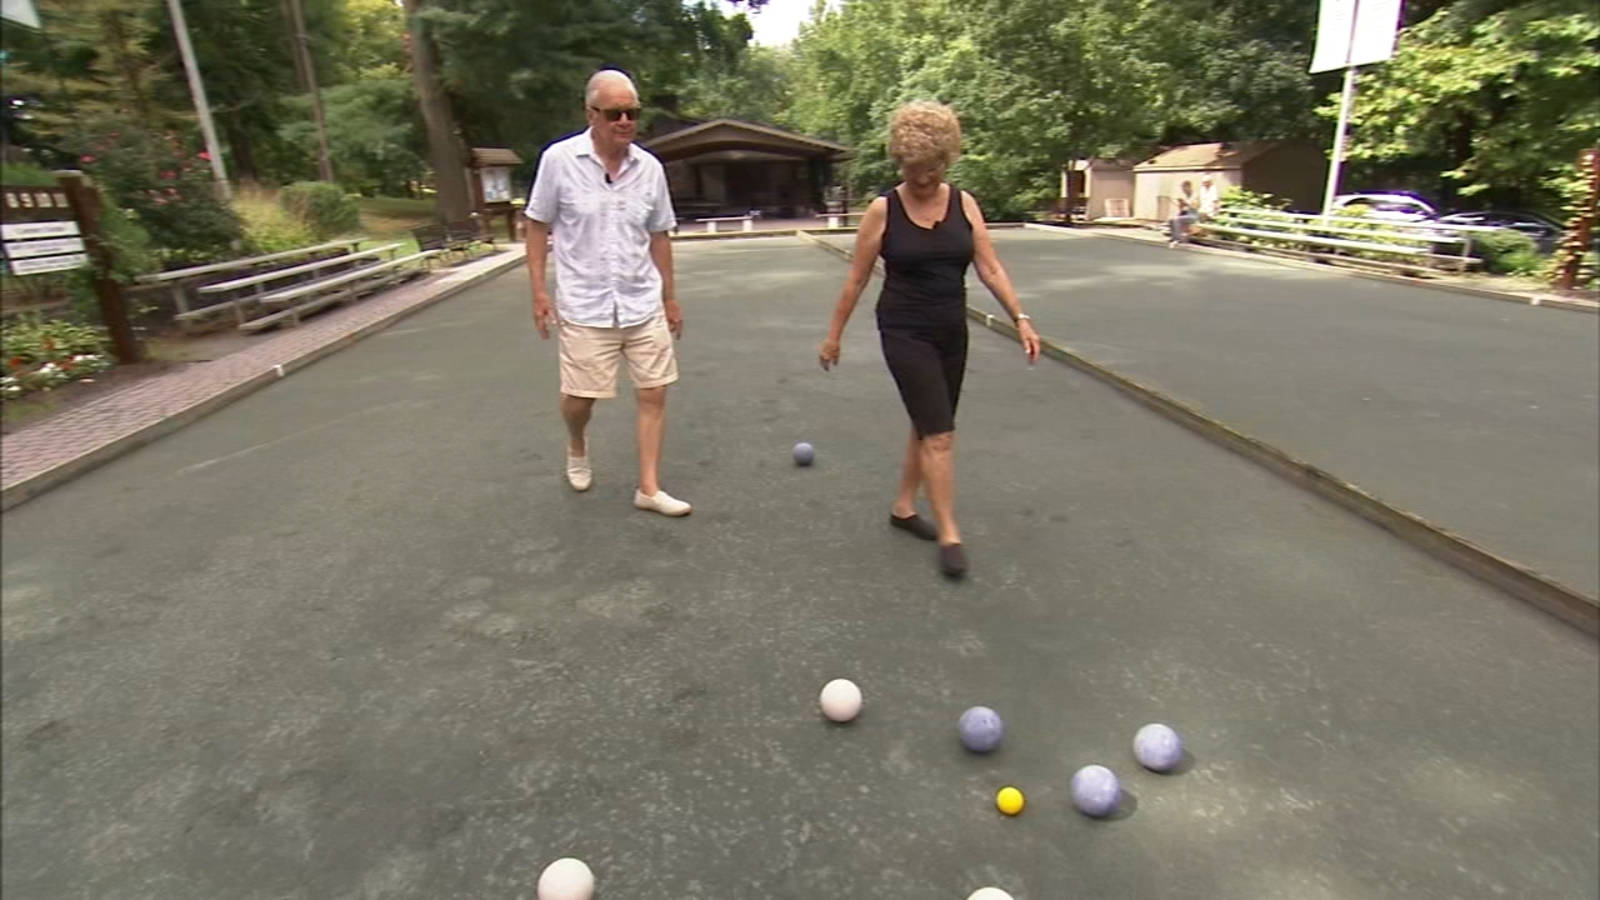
[635,386,666,496]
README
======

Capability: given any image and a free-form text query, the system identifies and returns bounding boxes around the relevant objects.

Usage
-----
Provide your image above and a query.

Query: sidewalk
[0,247,526,511]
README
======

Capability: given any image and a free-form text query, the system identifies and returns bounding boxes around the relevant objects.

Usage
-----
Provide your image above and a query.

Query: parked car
[1330,192,1438,222]
[1434,210,1565,254]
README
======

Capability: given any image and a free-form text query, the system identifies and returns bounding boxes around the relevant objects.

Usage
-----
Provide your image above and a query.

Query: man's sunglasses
[590,106,641,122]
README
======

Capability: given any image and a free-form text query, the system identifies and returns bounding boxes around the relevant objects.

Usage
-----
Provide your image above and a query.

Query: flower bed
[1,317,115,399]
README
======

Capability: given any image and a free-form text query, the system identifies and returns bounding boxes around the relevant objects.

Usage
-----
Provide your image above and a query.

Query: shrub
[234,187,317,253]
[68,119,244,268]
[1473,228,1543,275]
[279,181,360,238]
[1219,186,1289,211]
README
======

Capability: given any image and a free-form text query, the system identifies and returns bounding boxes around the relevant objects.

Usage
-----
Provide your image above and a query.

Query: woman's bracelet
[1014,313,1031,323]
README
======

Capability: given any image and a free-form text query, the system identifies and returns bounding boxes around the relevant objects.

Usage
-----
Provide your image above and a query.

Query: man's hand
[664,298,684,339]
[533,290,554,339]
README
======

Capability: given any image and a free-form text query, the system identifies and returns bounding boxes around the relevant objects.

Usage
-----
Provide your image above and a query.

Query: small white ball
[536,857,594,900]
[967,888,1015,900]
[819,678,863,722]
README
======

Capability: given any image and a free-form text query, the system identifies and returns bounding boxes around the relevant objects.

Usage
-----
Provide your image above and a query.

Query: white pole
[165,0,230,201]
[1320,64,1357,219]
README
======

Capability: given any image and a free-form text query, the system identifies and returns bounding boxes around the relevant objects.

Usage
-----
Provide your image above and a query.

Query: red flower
[197,151,211,161]
[160,171,175,180]
[80,154,96,164]
[7,357,24,371]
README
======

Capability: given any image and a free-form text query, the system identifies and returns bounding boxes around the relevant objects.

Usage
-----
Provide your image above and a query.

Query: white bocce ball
[819,678,863,722]
[536,857,594,900]
[967,888,1015,900]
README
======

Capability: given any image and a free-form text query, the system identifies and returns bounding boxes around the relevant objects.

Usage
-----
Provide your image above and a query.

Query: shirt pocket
[620,193,654,231]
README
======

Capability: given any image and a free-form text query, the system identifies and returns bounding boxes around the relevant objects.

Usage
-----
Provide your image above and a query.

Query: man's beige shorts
[559,316,679,399]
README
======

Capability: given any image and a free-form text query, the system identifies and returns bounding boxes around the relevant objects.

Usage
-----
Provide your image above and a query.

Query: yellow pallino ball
[995,786,1025,816]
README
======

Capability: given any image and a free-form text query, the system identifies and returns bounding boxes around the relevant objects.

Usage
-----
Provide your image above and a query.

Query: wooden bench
[180,243,403,328]
[825,211,868,229]
[414,221,489,263]
[239,250,440,333]
[135,239,363,321]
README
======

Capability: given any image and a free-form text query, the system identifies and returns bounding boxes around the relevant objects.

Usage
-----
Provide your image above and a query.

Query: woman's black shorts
[879,323,968,437]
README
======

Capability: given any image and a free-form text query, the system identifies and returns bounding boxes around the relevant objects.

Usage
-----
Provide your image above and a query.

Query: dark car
[1434,210,1565,254]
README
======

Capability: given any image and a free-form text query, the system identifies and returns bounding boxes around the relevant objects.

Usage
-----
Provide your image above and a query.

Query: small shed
[1062,158,1137,220]
[1132,142,1326,220]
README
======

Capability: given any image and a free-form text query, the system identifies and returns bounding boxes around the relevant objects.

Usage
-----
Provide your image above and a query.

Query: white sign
[481,167,512,204]
[4,237,86,259]
[7,253,88,275]
[1310,0,1402,74]
[1,0,40,29]
[1,220,80,241]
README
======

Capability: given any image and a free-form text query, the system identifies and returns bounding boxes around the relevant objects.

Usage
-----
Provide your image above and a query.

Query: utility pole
[285,0,334,183]
[164,0,230,201]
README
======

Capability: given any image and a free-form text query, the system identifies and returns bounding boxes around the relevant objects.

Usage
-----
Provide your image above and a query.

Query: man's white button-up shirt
[524,129,677,328]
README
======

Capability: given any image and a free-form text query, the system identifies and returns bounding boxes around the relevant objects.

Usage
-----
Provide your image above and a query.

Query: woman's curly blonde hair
[888,101,962,170]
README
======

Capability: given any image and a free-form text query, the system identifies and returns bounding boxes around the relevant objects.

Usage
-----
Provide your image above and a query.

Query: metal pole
[1320,65,1357,220]
[164,0,230,201]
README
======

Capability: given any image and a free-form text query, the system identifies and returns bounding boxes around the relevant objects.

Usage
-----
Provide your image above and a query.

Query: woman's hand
[819,337,842,371]
[1018,319,1040,364]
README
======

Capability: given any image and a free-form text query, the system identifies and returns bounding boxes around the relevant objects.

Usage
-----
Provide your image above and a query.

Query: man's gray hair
[585,69,638,107]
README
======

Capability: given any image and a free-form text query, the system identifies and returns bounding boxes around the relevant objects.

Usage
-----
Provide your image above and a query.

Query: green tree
[1336,0,1600,212]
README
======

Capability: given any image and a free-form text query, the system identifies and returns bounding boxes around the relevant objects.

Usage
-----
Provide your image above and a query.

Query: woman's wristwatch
[1014,313,1031,323]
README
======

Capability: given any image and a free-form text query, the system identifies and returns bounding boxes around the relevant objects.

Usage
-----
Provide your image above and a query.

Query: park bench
[238,250,440,333]
[825,211,868,229]
[693,214,756,234]
[414,220,490,263]
[135,238,363,326]
[1195,208,1485,276]
[183,243,404,328]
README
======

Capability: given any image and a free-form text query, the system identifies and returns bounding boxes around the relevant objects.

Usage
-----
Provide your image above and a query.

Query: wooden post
[56,172,143,364]
[1554,147,1599,293]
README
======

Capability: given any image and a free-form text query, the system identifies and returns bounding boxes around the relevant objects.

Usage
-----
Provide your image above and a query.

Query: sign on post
[2,186,89,276]
[1312,0,1403,217]
[1310,0,1402,74]
[1,175,142,364]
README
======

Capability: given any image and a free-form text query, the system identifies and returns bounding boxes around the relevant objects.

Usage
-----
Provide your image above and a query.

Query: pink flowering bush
[68,119,243,268]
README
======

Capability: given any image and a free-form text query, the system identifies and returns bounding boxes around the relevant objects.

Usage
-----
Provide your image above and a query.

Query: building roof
[1134,141,1281,172]
[644,119,852,161]
[470,147,524,167]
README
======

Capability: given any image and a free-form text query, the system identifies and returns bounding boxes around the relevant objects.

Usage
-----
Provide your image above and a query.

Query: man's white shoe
[634,488,692,517]
[566,454,592,492]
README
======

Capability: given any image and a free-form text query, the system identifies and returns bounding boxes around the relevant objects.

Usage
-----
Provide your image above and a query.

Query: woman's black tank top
[876,183,974,329]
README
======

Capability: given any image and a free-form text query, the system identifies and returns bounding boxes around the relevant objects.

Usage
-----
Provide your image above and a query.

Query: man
[524,69,690,517]
[1167,180,1197,247]
[1197,174,1221,219]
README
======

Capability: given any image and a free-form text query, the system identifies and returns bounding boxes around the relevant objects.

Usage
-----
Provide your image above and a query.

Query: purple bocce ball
[1133,723,1184,773]
[793,442,815,466]
[958,706,1004,753]
[1070,765,1120,817]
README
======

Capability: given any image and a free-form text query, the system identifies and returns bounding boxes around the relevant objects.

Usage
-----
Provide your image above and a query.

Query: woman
[818,101,1040,577]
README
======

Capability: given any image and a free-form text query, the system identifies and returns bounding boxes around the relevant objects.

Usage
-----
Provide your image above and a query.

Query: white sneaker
[633,488,692,517]
[566,454,592,492]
